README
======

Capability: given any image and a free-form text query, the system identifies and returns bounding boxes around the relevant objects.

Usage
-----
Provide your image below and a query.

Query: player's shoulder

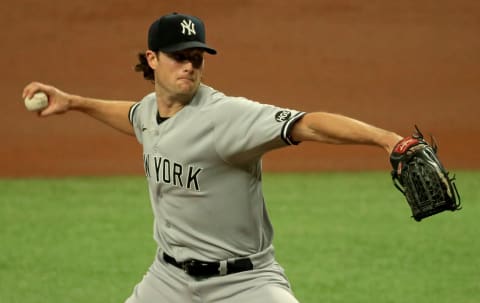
[128,92,156,124]
[130,92,156,108]
[196,84,257,109]
[139,92,156,106]
[195,84,227,105]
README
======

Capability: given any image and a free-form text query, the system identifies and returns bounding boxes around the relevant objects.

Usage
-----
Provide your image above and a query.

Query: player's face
[150,48,204,101]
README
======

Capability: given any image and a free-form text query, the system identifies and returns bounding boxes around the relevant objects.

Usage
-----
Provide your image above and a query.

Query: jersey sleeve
[128,101,144,144]
[128,92,157,145]
[211,97,305,163]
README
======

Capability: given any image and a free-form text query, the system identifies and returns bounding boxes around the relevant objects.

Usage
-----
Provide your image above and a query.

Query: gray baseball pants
[125,249,300,303]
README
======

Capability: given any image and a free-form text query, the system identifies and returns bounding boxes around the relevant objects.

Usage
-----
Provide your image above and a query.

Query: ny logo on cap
[181,19,196,36]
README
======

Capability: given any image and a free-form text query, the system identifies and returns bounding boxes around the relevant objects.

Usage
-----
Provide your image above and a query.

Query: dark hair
[134,52,155,82]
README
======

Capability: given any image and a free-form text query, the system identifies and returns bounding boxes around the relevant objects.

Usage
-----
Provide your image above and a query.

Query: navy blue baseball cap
[148,13,217,54]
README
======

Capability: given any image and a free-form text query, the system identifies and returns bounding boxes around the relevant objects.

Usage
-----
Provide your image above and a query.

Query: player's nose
[183,61,194,70]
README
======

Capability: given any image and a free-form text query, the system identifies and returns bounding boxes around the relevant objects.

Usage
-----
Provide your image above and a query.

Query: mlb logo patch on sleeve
[275,110,292,122]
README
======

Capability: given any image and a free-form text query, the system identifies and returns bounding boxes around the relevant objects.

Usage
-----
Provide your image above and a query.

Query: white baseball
[24,92,49,112]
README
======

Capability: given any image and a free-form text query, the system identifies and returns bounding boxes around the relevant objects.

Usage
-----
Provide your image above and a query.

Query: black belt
[163,253,253,277]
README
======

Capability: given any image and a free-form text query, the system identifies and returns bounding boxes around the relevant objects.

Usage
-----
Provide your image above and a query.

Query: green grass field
[1,172,478,303]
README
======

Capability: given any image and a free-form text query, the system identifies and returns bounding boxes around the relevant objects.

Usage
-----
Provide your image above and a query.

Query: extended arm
[22,82,135,135]
[290,112,402,154]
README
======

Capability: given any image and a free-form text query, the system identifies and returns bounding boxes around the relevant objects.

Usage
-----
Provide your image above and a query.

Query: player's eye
[189,54,203,68]
[169,52,204,69]
[171,53,187,61]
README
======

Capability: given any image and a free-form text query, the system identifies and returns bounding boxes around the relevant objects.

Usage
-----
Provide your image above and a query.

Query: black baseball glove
[390,126,461,221]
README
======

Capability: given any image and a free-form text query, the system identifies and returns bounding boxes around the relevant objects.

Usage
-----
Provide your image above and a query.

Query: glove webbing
[399,157,460,221]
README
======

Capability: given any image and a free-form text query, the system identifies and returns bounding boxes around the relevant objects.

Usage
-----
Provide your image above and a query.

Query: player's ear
[146,50,159,70]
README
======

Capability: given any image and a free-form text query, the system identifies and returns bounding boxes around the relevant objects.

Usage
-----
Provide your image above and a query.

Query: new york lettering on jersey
[143,153,203,191]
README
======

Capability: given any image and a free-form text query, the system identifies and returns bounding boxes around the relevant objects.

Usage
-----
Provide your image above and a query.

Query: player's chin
[177,81,199,94]
[175,86,198,102]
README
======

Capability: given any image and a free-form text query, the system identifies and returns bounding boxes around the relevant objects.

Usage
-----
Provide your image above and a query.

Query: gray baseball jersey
[128,84,305,262]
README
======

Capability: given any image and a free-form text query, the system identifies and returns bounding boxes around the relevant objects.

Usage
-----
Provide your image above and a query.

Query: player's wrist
[384,133,404,154]
[67,94,88,111]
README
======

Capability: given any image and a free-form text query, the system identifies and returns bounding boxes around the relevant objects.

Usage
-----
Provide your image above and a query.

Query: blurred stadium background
[1,0,478,177]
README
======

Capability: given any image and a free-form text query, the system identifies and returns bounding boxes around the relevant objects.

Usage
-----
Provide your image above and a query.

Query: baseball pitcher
[23,12,459,303]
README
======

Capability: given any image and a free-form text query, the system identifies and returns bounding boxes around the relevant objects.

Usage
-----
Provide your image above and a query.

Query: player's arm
[23,82,135,136]
[290,112,402,154]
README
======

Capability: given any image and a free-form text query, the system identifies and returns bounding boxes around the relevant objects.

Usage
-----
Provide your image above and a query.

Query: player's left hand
[390,126,461,221]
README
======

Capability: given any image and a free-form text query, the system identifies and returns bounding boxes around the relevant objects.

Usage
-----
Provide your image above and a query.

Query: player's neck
[156,98,186,117]
[155,88,193,117]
